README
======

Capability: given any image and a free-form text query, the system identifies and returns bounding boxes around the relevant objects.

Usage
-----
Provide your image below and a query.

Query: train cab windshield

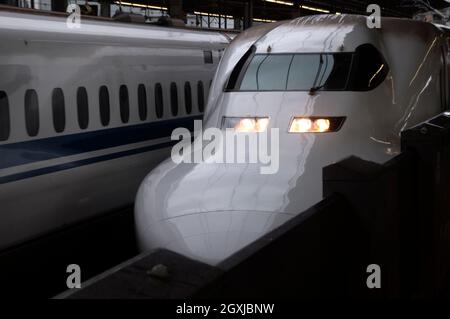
[226,44,389,92]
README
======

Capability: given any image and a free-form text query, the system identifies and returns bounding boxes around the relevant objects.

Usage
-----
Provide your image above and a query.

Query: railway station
[0,0,450,304]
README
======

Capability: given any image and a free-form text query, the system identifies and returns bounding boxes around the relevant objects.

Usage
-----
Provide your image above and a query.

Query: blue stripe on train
[0,115,202,170]
[0,140,176,185]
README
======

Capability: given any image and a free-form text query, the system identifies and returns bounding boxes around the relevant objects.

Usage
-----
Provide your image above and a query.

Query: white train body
[0,10,229,250]
[135,15,449,265]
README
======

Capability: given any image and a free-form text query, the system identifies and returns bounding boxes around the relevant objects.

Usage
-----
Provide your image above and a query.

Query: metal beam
[51,0,67,12]
[168,0,185,20]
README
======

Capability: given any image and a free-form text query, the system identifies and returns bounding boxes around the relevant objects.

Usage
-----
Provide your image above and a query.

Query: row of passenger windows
[0,81,207,141]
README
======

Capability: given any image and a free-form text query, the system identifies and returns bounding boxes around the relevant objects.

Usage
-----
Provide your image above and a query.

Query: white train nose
[136,210,293,265]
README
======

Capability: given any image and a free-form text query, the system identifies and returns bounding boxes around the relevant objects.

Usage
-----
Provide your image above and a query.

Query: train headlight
[222,117,270,132]
[289,117,346,133]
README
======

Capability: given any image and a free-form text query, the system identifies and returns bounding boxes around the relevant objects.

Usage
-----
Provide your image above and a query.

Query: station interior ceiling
[1,0,450,29]
[171,0,450,19]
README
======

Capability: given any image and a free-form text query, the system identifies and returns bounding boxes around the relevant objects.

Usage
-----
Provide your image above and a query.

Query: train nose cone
[136,210,293,265]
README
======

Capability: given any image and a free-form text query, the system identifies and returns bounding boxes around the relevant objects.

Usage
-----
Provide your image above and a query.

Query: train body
[0,9,229,250]
[135,14,449,265]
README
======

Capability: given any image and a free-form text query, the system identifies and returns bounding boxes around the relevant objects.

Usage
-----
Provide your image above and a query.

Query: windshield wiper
[309,54,325,95]
[309,84,325,93]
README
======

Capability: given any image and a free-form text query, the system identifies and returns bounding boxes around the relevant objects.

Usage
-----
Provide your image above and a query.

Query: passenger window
[447,44,450,107]
[119,85,130,124]
[0,91,10,141]
[99,86,110,126]
[197,81,205,113]
[25,89,39,137]
[155,83,164,119]
[170,82,179,116]
[52,88,66,133]
[184,82,192,115]
[204,50,213,64]
[440,49,447,111]
[138,84,147,121]
[77,87,89,130]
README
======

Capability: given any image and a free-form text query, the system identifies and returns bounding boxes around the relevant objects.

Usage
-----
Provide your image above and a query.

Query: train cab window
[286,55,322,90]
[155,83,164,119]
[348,44,389,91]
[52,88,66,133]
[138,84,147,121]
[0,91,10,141]
[119,85,130,124]
[25,89,39,137]
[170,82,179,116]
[184,82,192,115]
[99,86,110,126]
[226,46,256,90]
[231,44,388,92]
[197,81,205,113]
[241,54,293,91]
[77,87,89,130]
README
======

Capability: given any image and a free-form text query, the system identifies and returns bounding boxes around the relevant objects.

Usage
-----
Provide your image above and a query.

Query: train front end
[135,15,444,265]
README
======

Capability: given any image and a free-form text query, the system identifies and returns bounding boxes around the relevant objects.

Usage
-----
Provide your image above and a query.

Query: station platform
[0,206,138,298]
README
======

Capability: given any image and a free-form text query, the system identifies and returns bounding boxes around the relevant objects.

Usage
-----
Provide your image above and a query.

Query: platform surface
[57,249,222,299]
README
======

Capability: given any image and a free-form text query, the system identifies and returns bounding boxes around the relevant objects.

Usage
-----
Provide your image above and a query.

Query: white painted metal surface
[0,10,229,250]
[136,14,448,265]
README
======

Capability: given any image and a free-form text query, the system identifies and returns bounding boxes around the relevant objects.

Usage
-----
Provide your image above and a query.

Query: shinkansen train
[136,14,450,265]
[0,9,230,250]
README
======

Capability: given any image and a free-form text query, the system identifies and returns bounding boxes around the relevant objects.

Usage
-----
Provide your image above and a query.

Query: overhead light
[114,1,167,10]
[194,11,233,18]
[253,17,277,23]
[263,0,294,6]
[300,5,330,13]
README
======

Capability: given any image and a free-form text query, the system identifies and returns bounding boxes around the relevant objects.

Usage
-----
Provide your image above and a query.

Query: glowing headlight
[222,117,270,132]
[289,117,346,133]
